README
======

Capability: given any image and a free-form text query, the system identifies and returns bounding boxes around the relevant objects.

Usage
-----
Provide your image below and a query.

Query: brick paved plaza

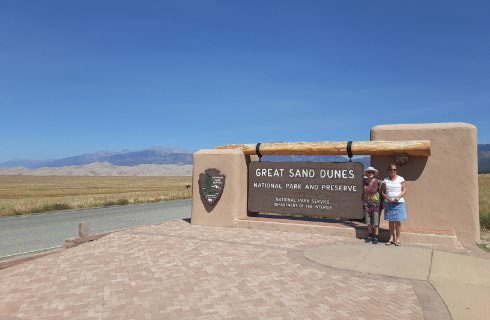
[1,220,428,319]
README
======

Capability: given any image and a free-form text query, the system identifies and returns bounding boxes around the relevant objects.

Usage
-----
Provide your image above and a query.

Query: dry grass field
[1,174,489,233]
[0,176,192,217]
[479,174,490,242]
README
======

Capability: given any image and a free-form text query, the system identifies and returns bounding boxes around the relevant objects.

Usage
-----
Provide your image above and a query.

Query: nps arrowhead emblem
[198,168,226,209]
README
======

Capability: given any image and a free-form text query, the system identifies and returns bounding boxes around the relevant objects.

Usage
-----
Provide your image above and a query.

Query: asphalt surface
[0,199,191,258]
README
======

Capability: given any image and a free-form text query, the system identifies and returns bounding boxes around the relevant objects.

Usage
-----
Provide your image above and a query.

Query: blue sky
[1,0,489,161]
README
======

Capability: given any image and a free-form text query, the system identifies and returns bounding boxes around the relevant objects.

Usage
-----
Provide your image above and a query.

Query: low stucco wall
[191,149,248,227]
[371,123,480,243]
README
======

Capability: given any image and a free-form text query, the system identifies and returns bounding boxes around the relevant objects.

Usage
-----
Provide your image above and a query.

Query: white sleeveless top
[383,176,405,202]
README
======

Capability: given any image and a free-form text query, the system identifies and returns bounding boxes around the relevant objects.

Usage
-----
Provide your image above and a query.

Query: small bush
[35,203,71,213]
[116,199,130,205]
[104,199,130,207]
[480,214,490,230]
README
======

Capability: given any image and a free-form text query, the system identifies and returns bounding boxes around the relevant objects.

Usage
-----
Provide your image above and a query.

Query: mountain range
[0,162,193,176]
[478,144,490,173]
[0,147,193,168]
[1,145,489,173]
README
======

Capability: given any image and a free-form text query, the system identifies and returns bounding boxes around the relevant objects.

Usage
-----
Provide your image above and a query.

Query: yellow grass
[479,174,490,231]
[1,174,489,230]
[0,176,192,217]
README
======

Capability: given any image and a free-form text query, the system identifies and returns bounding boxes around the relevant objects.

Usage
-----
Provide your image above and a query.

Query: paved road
[0,200,191,258]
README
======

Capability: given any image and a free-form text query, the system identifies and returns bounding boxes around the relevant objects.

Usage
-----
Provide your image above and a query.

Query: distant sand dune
[0,162,192,176]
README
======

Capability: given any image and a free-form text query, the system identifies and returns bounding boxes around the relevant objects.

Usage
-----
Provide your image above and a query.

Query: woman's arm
[395,181,407,201]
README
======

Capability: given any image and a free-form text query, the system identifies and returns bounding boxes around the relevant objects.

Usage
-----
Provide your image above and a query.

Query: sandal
[395,242,402,246]
[385,241,394,246]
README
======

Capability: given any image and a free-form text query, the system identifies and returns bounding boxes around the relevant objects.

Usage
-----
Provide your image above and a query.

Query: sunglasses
[366,171,376,174]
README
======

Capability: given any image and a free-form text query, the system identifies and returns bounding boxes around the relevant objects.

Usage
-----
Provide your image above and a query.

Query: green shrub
[480,213,490,230]
[33,203,71,213]
[104,199,130,207]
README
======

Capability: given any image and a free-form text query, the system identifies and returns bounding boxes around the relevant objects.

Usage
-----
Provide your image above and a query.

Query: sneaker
[372,237,379,244]
[365,235,372,243]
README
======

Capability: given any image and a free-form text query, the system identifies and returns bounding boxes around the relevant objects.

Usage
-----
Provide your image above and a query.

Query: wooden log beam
[215,140,431,156]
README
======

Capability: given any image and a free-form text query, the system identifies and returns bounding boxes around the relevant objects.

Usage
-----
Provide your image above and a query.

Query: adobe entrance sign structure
[191,123,480,243]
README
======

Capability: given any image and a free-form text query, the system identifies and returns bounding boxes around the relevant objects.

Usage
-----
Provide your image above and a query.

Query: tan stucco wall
[191,149,248,227]
[371,123,480,243]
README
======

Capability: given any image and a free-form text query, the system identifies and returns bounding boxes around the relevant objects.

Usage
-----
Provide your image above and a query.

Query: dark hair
[388,164,397,170]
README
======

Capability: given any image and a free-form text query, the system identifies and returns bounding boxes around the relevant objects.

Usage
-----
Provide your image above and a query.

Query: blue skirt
[384,202,407,221]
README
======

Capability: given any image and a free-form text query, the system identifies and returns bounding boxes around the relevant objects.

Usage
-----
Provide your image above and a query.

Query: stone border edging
[0,233,111,270]
[64,233,110,249]
[0,248,63,270]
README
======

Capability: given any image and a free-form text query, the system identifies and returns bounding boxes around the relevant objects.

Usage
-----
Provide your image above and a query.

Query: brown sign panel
[248,162,364,219]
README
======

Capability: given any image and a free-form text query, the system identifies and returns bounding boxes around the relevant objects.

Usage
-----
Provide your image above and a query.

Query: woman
[363,166,381,244]
[381,164,407,246]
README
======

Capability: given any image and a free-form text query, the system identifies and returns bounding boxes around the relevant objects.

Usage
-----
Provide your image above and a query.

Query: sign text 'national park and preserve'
[248,162,364,219]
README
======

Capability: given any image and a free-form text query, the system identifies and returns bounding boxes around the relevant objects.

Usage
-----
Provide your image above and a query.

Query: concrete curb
[0,233,110,270]
[0,248,63,270]
[64,233,110,249]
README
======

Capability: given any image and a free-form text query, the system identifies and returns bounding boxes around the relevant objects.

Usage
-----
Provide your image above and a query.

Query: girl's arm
[380,181,392,202]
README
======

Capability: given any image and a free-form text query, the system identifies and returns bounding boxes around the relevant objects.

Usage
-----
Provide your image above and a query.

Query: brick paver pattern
[0,220,423,319]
